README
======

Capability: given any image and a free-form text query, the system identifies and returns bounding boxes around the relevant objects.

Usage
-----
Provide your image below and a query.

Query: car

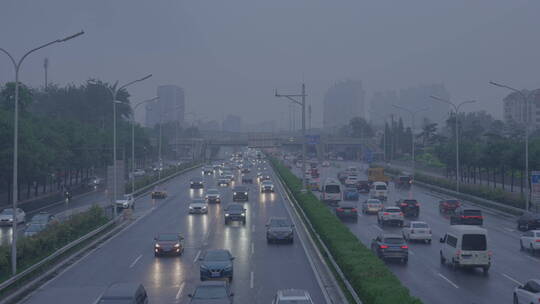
[24,223,47,237]
[450,207,483,225]
[205,189,221,203]
[395,175,412,190]
[377,206,404,226]
[241,173,254,184]
[371,234,408,264]
[517,212,540,231]
[151,188,168,199]
[362,199,383,214]
[241,167,250,174]
[260,180,275,193]
[202,166,213,175]
[259,175,271,182]
[199,249,235,281]
[0,208,26,226]
[439,199,461,213]
[321,161,330,167]
[395,199,420,217]
[29,212,56,225]
[343,187,359,201]
[520,230,540,252]
[272,289,314,304]
[115,194,135,209]
[218,178,231,187]
[232,186,249,202]
[345,174,359,187]
[86,176,102,188]
[224,203,246,225]
[335,201,358,221]
[370,181,388,201]
[188,281,234,304]
[402,221,432,243]
[439,225,490,273]
[189,199,209,214]
[154,233,184,256]
[514,279,540,304]
[266,217,294,243]
[133,169,146,177]
[357,180,370,193]
[96,283,149,304]
[190,177,204,189]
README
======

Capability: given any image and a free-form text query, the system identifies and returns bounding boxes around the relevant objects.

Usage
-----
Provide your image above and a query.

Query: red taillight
[488,250,493,257]
[351,208,357,212]
[455,250,461,257]
[380,245,388,249]
[400,203,407,206]
[536,239,540,242]
[336,208,344,212]
[400,212,404,216]
[401,245,408,249]
[383,212,390,215]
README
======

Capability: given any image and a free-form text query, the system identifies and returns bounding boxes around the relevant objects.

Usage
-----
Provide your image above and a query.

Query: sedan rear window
[383,238,404,244]
[461,234,487,251]
[412,223,428,228]
[193,286,228,299]
[325,185,340,193]
[375,185,387,190]
[463,210,482,216]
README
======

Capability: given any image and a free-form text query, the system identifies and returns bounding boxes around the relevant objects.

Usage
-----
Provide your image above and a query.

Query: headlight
[241,213,246,216]
[200,264,209,270]
[155,244,160,248]
[174,243,180,248]
[244,192,248,195]
[233,192,237,195]
[189,206,194,209]
[225,213,230,217]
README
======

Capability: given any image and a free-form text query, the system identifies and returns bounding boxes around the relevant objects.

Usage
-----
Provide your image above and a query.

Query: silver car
[266,217,294,243]
[189,199,208,214]
[0,208,26,226]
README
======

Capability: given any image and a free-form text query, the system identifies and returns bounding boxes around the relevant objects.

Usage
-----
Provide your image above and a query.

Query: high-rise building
[503,89,540,129]
[145,85,185,128]
[222,114,242,133]
[323,80,365,132]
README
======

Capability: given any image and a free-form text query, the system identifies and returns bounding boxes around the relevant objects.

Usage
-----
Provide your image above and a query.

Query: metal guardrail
[0,219,116,292]
[272,162,362,304]
[131,163,202,198]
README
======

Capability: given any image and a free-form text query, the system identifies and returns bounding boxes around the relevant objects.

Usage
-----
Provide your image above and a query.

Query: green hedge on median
[0,205,109,282]
[271,158,422,304]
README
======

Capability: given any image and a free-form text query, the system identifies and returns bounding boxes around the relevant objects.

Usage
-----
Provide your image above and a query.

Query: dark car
[266,217,294,243]
[151,189,168,199]
[154,233,184,256]
[190,177,204,189]
[357,180,370,193]
[343,187,359,201]
[517,212,540,231]
[232,186,249,202]
[29,212,57,225]
[241,167,250,174]
[189,281,233,304]
[439,199,461,213]
[202,166,214,175]
[218,178,230,187]
[395,175,412,190]
[199,249,234,281]
[335,201,358,221]
[241,173,254,184]
[370,234,408,264]
[224,203,246,225]
[395,199,420,217]
[260,180,275,193]
[205,189,221,203]
[96,283,148,304]
[450,207,483,225]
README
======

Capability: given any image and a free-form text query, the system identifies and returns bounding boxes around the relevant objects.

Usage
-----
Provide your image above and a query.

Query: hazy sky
[1,0,539,127]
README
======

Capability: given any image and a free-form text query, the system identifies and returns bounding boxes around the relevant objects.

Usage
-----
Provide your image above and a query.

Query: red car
[438,199,460,213]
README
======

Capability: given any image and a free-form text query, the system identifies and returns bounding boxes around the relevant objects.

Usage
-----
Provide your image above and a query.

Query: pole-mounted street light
[1,30,85,275]
[430,95,476,193]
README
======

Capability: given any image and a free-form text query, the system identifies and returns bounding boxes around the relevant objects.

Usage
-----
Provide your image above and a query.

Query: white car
[272,289,314,304]
[189,199,208,214]
[0,208,26,226]
[514,279,540,304]
[402,221,432,243]
[377,206,404,226]
[345,175,359,186]
[321,161,330,167]
[115,194,135,209]
[520,230,540,252]
[133,169,145,177]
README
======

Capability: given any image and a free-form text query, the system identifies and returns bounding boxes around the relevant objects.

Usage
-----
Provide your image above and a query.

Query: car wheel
[439,252,446,265]
[229,276,233,282]
[154,252,159,257]
[426,239,432,244]
[290,238,294,244]
[242,220,246,225]
[513,293,518,304]
[483,266,490,275]
[530,244,535,254]
[451,259,458,271]
[402,257,408,264]
[520,240,525,251]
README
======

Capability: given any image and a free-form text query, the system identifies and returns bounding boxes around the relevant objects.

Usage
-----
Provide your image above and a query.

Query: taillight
[488,250,493,257]
[536,239,540,242]
[351,208,357,212]
[336,208,344,212]
[455,250,461,257]
[400,212,404,216]
[401,245,408,249]
[383,212,390,215]
[380,245,388,249]
[400,203,407,206]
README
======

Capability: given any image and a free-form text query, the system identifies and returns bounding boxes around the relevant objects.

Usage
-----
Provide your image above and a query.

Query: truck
[367,167,390,184]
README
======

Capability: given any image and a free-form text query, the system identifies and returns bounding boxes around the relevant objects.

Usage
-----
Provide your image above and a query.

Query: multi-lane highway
[293,160,539,304]
[18,155,328,304]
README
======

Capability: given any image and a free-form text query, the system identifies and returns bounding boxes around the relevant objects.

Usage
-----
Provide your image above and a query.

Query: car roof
[191,199,206,204]
[384,206,401,210]
[102,283,142,297]
[278,289,309,299]
[410,221,427,225]
[447,225,487,234]
[381,233,403,239]
[233,186,247,190]
[338,201,356,207]
[366,199,381,203]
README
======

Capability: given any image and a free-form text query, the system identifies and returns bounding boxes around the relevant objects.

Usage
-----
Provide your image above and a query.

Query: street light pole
[130,97,158,194]
[0,30,84,275]
[392,105,429,177]
[430,96,476,193]
[275,84,308,191]
[369,111,390,162]
[489,81,534,211]
[91,74,152,219]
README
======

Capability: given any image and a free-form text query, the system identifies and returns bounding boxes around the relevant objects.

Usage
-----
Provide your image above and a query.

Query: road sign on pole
[531,171,540,212]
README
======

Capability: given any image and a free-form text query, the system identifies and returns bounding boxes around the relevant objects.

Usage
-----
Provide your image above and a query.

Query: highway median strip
[270,157,422,304]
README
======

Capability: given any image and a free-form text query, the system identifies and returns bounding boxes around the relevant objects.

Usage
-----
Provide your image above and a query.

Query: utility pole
[275,83,308,191]
[308,104,312,131]
[43,58,49,90]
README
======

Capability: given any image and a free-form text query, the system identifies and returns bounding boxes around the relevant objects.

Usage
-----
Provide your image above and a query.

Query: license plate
[211,272,220,277]
[344,210,351,213]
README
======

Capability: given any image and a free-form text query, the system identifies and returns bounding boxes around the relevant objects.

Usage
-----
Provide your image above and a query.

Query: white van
[322,178,342,204]
[370,181,388,201]
[439,225,491,274]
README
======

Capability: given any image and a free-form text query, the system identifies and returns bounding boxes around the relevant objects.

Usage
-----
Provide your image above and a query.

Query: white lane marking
[193,250,201,263]
[250,271,254,288]
[372,224,383,232]
[129,254,143,268]
[175,282,186,300]
[251,242,255,255]
[437,273,459,289]
[502,273,522,285]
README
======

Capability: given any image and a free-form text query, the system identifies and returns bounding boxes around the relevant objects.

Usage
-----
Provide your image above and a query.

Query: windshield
[1,209,14,215]
[412,223,428,228]
[193,286,227,299]
[375,185,387,190]
[157,234,178,241]
[207,190,219,195]
[325,185,340,193]
[385,209,400,213]
[463,210,482,216]
[269,219,290,227]
[227,205,243,211]
[461,234,487,251]
[204,251,230,261]
[384,238,404,244]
